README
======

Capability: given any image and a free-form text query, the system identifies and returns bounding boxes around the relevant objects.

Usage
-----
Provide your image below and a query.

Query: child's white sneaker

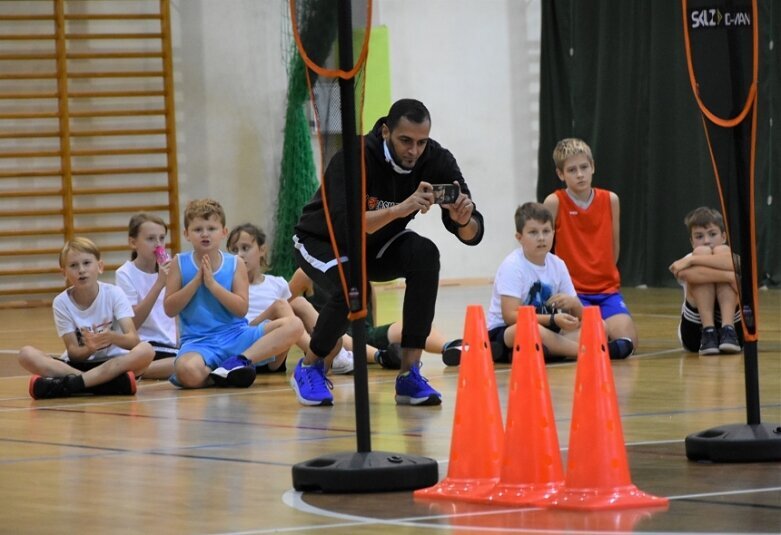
[330,348,354,375]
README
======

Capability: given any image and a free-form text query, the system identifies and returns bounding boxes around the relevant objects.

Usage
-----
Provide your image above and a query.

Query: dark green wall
[537,1,778,288]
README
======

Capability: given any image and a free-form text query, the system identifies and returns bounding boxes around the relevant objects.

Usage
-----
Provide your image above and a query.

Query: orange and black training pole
[335,0,371,454]
[290,0,438,493]
[681,0,780,462]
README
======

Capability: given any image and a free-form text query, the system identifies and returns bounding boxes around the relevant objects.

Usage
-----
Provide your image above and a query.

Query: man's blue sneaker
[395,364,442,406]
[290,358,333,406]
[211,355,257,388]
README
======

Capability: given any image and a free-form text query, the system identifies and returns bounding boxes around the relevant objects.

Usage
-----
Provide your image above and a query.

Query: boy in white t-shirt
[487,202,632,362]
[19,238,155,399]
[487,202,583,362]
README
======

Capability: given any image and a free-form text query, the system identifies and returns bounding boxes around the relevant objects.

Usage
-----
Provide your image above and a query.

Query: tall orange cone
[541,306,669,510]
[414,305,504,501]
[470,306,564,505]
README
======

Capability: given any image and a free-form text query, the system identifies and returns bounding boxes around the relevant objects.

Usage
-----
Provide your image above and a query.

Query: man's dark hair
[386,99,431,130]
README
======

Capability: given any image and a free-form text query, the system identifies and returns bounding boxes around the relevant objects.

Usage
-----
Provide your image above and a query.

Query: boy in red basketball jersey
[542,138,636,358]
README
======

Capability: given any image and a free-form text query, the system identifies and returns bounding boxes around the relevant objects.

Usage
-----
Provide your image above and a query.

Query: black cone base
[685,423,781,462]
[292,451,439,493]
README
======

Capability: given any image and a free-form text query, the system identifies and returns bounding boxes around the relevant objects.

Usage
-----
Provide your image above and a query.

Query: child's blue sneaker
[211,355,256,388]
[698,327,720,356]
[718,325,741,353]
[395,364,442,406]
[168,374,182,388]
[290,358,333,406]
[608,337,634,360]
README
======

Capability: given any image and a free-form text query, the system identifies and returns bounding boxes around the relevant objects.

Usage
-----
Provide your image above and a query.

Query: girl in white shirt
[115,213,178,379]
[227,223,353,374]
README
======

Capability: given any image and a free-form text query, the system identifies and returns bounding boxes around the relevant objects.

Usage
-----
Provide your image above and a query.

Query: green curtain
[270,0,337,278]
[269,52,319,279]
[537,1,778,288]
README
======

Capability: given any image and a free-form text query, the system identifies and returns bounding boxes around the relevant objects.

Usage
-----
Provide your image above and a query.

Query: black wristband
[549,312,561,334]
[456,217,472,228]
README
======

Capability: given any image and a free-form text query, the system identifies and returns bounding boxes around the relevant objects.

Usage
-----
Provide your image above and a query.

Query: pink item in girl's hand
[154,246,170,265]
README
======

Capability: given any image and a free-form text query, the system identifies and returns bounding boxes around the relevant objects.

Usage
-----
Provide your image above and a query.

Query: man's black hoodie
[294,116,484,255]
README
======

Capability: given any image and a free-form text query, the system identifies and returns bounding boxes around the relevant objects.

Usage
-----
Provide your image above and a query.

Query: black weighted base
[685,423,781,462]
[292,451,439,493]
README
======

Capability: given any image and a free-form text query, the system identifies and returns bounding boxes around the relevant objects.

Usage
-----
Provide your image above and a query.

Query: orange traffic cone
[423,502,664,532]
[505,507,665,532]
[471,306,564,505]
[541,306,669,510]
[414,305,504,501]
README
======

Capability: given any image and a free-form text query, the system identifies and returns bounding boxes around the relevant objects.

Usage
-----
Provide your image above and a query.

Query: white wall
[171,0,288,233]
[171,0,541,280]
[375,0,541,279]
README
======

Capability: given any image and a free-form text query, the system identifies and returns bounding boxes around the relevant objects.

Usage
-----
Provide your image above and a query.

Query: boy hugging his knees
[19,237,155,400]
[163,199,303,389]
[669,206,742,355]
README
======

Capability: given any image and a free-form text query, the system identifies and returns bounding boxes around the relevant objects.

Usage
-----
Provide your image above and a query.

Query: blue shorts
[177,321,269,370]
[578,292,631,319]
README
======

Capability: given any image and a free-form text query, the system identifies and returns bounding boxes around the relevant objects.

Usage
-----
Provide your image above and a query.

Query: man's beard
[384,139,413,174]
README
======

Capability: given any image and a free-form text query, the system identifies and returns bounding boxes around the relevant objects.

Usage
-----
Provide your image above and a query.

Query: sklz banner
[682,0,759,343]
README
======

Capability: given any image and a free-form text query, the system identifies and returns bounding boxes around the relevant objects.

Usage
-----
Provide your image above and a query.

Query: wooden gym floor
[0,285,778,534]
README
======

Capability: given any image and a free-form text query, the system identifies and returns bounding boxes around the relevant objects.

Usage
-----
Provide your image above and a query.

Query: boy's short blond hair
[184,198,226,229]
[552,138,594,171]
[59,237,101,268]
[684,206,725,234]
[514,202,554,233]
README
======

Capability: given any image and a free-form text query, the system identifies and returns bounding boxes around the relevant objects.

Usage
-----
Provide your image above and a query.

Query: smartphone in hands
[431,183,459,204]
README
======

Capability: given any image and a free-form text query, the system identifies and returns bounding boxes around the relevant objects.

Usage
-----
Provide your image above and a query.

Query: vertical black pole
[744,342,760,424]
[735,113,761,426]
[337,0,371,453]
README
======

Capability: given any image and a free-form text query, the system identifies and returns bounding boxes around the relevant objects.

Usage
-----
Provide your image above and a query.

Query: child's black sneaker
[698,327,720,356]
[29,375,73,400]
[256,357,287,374]
[608,338,634,360]
[441,339,462,366]
[374,343,402,369]
[490,340,509,363]
[87,371,137,396]
[212,355,257,387]
[718,325,742,353]
[542,345,568,363]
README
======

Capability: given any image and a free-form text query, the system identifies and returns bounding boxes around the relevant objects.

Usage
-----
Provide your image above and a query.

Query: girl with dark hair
[115,213,178,379]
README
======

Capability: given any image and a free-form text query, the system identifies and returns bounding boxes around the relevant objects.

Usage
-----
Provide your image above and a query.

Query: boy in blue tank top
[164,199,304,388]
